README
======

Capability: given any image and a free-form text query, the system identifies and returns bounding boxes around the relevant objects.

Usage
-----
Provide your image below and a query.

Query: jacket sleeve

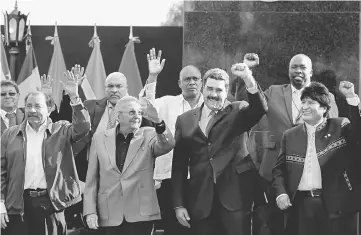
[171,117,189,208]
[272,133,288,197]
[234,84,268,135]
[342,101,361,149]
[83,135,100,217]
[1,129,10,202]
[62,103,91,144]
[150,124,175,157]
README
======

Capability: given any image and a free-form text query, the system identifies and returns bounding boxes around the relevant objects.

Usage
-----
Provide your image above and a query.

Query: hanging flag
[118,26,143,97]
[17,24,41,107]
[46,22,67,111]
[82,24,106,100]
[0,35,11,80]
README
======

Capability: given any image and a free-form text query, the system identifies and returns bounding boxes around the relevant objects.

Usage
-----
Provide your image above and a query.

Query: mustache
[27,113,38,117]
[207,96,220,101]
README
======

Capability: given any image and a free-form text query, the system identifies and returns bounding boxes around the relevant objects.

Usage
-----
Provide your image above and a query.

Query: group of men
[0,48,360,235]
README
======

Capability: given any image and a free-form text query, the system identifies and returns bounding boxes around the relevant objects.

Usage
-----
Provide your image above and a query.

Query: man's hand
[1,213,9,229]
[175,207,191,228]
[61,70,81,99]
[64,64,86,87]
[339,81,357,99]
[140,97,162,123]
[231,63,256,88]
[276,194,292,210]
[243,53,259,68]
[37,74,53,95]
[147,48,166,77]
[86,213,99,230]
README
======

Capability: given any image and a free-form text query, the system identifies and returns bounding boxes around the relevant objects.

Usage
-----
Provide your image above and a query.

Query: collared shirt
[24,121,48,190]
[0,109,17,129]
[297,118,325,191]
[115,125,134,172]
[199,104,216,136]
[95,101,117,134]
[141,82,204,181]
[291,85,303,124]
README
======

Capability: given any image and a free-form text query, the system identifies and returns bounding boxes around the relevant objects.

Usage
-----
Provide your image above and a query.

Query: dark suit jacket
[272,103,361,218]
[74,97,153,181]
[171,89,268,221]
[0,108,25,136]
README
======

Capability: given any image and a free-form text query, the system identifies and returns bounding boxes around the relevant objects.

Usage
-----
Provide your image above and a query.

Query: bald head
[179,65,201,80]
[178,65,202,99]
[105,72,128,106]
[289,54,313,90]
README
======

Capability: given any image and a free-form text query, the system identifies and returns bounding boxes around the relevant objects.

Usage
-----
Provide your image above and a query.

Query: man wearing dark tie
[0,80,24,135]
[172,60,267,235]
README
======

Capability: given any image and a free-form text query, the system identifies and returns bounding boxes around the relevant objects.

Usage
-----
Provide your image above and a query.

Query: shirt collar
[116,124,137,138]
[0,108,17,119]
[202,104,215,119]
[179,94,204,108]
[107,100,114,109]
[26,120,48,133]
[304,118,326,132]
[291,85,304,95]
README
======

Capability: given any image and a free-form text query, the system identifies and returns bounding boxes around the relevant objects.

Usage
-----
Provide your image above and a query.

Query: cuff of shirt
[246,85,258,94]
[276,193,288,202]
[1,201,7,214]
[140,82,157,98]
[70,98,82,106]
[174,206,184,210]
[346,96,360,106]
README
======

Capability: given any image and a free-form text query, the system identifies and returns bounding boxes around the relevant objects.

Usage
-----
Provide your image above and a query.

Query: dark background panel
[1,25,183,98]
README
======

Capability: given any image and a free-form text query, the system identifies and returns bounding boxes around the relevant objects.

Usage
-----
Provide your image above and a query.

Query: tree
[162,2,184,26]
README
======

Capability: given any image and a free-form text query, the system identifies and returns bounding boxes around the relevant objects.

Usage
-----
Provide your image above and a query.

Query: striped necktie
[5,112,16,127]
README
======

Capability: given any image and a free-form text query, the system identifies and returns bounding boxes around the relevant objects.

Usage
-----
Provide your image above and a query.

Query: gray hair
[202,68,229,89]
[115,96,139,111]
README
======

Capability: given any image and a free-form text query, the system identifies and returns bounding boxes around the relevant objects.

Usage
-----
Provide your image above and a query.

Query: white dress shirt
[199,105,215,136]
[291,85,303,124]
[297,118,324,190]
[140,82,204,181]
[24,121,48,190]
[0,109,17,129]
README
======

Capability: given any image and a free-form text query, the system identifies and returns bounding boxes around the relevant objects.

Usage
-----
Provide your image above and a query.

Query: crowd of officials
[1,49,360,235]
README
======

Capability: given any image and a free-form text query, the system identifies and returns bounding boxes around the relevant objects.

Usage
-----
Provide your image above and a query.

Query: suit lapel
[192,106,207,140]
[16,108,25,125]
[283,85,293,125]
[0,117,6,134]
[103,129,120,174]
[122,130,145,173]
[93,98,107,131]
[210,100,231,130]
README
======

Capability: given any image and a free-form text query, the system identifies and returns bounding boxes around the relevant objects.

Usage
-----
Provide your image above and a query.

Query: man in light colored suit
[0,80,24,135]
[83,96,175,235]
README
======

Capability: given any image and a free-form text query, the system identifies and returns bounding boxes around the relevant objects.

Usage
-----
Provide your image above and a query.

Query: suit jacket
[258,84,339,182]
[83,125,175,227]
[74,98,154,181]
[0,108,25,135]
[272,103,361,218]
[172,89,268,221]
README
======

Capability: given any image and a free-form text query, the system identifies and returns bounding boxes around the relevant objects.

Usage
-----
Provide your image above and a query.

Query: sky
[0,0,180,26]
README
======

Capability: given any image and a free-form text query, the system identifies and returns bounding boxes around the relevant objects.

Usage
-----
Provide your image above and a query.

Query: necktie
[205,111,216,137]
[107,108,117,130]
[5,112,16,127]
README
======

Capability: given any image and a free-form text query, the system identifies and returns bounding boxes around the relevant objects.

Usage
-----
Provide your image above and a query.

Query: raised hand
[64,64,86,87]
[243,53,259,68]
[231,63,256,88]
[37,74,53,95]
[139,97,162,124]
[61,70,80,99]
[147,48,166,76]
[339,81,356,98]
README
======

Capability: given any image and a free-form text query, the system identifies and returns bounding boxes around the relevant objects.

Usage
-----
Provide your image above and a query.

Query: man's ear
[178,80,181,89]
[48,105,55,114]
[310,68,313,78]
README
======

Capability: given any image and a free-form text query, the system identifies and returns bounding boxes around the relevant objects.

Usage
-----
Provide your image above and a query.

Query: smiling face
[105,73,128,106]
[203,78,228,111]
[115,97,143,133]
[301,97,326,125]
[289,54,313,90]
[1,85,19,112]
[25,93,49,128]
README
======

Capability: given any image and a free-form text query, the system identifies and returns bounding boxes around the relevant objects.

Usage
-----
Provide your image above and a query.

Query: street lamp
[3,0,28,81]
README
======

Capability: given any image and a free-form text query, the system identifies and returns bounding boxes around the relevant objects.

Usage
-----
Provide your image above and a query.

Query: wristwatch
[155,120,166,134]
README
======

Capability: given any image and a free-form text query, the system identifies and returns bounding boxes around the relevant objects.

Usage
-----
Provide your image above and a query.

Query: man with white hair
[83,96,175,235]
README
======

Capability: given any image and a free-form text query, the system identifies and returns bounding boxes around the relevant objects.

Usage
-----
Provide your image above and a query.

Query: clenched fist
[243,53,259,68]
[339,81,356,99]
[231,63,256,88]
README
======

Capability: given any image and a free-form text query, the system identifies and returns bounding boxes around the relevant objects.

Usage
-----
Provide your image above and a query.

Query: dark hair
[301,82,331,117]
[24,91,55,109]
[1,80,20,94]
[202,68,229,89]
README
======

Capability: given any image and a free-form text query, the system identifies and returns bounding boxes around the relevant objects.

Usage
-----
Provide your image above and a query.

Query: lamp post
[3,0,28,81]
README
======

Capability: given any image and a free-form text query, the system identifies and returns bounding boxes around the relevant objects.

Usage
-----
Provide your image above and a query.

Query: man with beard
[0,80,24,135]
[246,54,339,235]
[139,48,204,235]
[172,63,267,235]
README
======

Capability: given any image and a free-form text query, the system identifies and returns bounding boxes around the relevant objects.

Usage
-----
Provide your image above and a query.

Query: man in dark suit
[171,59,268,235]
[272,81,361,235]
[1,80,25,135]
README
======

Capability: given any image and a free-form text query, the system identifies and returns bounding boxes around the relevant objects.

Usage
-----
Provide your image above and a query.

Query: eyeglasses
[119,110,144,117]
[1,92,17,97]
[183,76,201,83]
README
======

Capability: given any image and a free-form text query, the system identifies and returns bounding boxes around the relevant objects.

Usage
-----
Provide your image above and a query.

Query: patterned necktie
[107,108,117,130]
[5,112,16,127]
[205,111,216,137]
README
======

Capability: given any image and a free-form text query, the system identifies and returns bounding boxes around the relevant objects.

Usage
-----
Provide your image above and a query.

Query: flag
[17,25,41,107]
[82,24,106,100]
[118,26,143,97]
[0,36,11,80]
[46,22,67,111]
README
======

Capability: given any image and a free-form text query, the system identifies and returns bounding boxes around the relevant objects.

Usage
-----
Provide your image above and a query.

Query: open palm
[147,48,165,76]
